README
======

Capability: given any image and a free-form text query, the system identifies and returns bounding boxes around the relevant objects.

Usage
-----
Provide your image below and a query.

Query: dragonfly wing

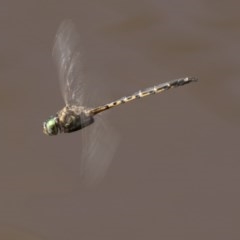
[53,20,119,185]
[79,114,119,186]
[53,20,85,106]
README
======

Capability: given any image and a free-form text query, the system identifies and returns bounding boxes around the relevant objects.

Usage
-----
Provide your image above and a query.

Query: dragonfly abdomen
[91,77,197,115]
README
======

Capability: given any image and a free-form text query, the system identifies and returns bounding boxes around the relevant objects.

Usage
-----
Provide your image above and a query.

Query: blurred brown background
[1,0,240,239]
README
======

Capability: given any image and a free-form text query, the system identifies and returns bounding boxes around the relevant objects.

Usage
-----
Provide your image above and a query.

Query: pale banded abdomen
[91,77,197,115]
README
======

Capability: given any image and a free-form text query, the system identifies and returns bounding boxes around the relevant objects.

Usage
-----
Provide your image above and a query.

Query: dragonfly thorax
[43,106,95,136]
[43,106,94,136]
[57,106,94,133]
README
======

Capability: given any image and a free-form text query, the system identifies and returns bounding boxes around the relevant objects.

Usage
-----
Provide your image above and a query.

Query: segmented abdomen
[91,77,197,115]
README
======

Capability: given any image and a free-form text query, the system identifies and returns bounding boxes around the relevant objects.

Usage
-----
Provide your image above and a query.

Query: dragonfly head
[43,116,59,136]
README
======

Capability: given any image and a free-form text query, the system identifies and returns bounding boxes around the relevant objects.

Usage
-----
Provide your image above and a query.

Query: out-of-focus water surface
[1,1,240,239]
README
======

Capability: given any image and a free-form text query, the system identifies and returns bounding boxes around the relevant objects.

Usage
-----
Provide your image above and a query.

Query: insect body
[43,77,197,136]
[42,20,198,184]
[43,106,94,135]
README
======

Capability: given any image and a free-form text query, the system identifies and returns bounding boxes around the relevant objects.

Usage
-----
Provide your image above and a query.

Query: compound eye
[44,118,58,135]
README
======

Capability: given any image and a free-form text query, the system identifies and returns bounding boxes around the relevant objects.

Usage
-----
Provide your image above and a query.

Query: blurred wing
[53,20,85,106]
[53,20,120,186]
[79,114,119,186]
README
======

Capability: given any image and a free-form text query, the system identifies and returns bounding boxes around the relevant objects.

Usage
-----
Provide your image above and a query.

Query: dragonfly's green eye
[43,117,59,136]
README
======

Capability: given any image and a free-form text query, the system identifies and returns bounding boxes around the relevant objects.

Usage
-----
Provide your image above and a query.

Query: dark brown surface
[1,1,240,239]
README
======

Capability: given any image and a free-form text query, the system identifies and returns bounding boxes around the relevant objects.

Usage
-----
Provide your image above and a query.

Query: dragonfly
[43,20,198,183]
